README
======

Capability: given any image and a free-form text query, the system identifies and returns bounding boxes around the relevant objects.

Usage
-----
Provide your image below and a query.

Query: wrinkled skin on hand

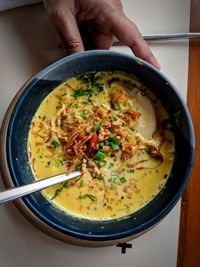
[43,0,160,69]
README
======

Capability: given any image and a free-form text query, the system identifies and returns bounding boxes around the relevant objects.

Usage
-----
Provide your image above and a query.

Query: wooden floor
[177,0,200,266]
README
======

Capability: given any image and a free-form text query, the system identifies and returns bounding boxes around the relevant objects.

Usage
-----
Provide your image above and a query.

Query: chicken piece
[110,88,129,104]
[145,143,163,161]
[121,109,141,127]
[87,159,101,178]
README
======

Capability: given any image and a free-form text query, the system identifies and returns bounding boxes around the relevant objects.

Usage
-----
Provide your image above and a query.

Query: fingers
[91,32,114,50]
[49,10,84,55]
[79,21,114,50]
[110,12,161,69]
[85,31,114,50]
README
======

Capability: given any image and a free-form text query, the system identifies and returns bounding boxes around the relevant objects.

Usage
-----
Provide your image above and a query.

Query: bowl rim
[0,50,195,246]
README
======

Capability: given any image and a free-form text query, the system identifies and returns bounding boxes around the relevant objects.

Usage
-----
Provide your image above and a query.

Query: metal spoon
[113,32,200,45]
[0,171,81,204]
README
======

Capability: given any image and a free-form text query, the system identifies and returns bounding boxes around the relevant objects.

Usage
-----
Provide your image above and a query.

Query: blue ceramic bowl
[0,51,195,246]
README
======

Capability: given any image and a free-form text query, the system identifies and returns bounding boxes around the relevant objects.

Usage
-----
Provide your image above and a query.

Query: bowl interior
[5,51,195,241]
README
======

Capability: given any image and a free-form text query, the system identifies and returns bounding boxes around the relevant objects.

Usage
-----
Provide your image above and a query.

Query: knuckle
[62,40,81,51]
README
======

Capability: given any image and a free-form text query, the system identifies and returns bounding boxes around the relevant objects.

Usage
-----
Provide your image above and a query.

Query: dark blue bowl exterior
[6,51,195,241]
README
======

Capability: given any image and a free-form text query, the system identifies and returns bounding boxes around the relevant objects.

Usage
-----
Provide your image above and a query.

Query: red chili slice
[86,133,98,158]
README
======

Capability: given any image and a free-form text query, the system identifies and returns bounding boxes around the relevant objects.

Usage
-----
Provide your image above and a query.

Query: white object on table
[0,0,40,11]
[0,1,190,267]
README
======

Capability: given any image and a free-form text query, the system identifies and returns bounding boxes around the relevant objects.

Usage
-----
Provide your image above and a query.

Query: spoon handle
[113,32,200,45]
[143,32,200,41]
[0,171,81,204]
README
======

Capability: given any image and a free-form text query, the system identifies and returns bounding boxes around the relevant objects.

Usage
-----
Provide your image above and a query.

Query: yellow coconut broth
[28,72,175,220]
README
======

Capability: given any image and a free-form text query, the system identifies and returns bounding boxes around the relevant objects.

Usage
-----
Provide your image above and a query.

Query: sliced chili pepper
[86,132,98,158]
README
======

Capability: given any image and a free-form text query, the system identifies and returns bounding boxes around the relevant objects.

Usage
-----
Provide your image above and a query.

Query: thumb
[51,11,84,55]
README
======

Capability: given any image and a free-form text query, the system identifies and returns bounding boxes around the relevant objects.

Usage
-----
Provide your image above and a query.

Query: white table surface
[0,1,190,266]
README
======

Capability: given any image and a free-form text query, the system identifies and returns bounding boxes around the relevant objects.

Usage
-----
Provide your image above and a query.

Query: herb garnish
[108,135,120,151]
[120,177,127,183]
[51,139,60,148]
[45,161,51,168]
[73,72,104,99]
[97,175,104,180]
[80,110,89,119]
[111,115,117,121]
[79,194,96,201]
[93,124,101,132]
[54,159,63,167]
[108,162,114,169]
[80,180,84,187]
[51,182,68,200]
[93,150,106,161]
[113,103,121,110]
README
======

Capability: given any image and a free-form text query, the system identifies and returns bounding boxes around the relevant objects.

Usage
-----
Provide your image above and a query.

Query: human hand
[43,0,160,69]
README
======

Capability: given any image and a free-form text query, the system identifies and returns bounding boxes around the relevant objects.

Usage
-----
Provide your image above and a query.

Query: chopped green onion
[98,160,107,167]
[97,175,104,180]
[72,84,104,99]
[93,124,101,132]
[72,103,78,108]
[85,130,91,135]
[93,150,106,161]
[76,72,100,86]
[120,177,127,183]
[51,182,68,200]
[73,88,93,99]
[105,140,111,146]
[80,110,89,119]
[107,135,120,151]
[110,176,119,185]
[79,194,96,201]
[102,115,108,122]
[128,169,135,173]
[125,136,129,142]
[111,171,120,179]
[46,161,51,168]
[124,204,130,209]
[108,162,115,169]
[80,180,84,187]
[110,143,119,151]
[113,103,121,110]
[98,149,106,153]
[111,115,117,121]
[76,164,82,171]
[61,92,67,96]
[99,141,104,148]
[51,139,60,148]
[109,135,119,144]
[54,159,63,167]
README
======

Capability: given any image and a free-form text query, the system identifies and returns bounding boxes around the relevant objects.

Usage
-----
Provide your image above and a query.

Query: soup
[28,72,175,220]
